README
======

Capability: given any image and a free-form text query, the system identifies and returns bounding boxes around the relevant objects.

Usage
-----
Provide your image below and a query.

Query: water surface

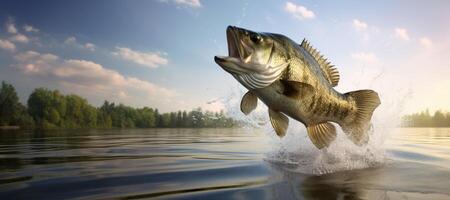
[0,128,449,199]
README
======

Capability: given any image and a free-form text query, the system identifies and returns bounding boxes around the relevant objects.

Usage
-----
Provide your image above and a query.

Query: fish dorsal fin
[300,39,340,87]
[268,108,289,137]
[241,91,258,115]
[306,122,337,149]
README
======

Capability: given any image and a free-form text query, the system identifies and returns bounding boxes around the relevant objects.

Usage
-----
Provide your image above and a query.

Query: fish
[214,26,381,149]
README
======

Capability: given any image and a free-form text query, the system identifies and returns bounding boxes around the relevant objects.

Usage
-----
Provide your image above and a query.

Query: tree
[97,101,114,128]
[176,111,183,127]
[182,111,188,127]
[169,112,177,127]
[403,109,450,127]
[28,88,52,127]
[135,107,156,128]
[0,81,21,126]
[28,88,67,128]
[433,110,446,127]
[154,109,162,127]
[15,103,35,128]
[160,113,171,127]
[2,81,241,129]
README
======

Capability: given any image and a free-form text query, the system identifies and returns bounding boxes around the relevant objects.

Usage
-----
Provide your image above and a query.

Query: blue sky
[1,0,449,113]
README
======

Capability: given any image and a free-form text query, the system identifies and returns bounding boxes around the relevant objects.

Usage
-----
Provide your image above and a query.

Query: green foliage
[91,103,238,129]
[0,81,240,129]
[27,88,93,128]
[402,109,450,127]
[0,81,22,126]
[8,79,450,129]
[15,103,35,128]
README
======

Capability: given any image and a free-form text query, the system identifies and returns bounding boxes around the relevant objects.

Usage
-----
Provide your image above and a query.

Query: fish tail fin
[342,90,380,146]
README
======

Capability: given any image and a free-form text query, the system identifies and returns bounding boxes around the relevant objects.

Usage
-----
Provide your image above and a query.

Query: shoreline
[0,126,20,130]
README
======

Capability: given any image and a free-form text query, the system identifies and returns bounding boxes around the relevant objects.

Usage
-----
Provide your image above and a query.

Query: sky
[0,0,449,113]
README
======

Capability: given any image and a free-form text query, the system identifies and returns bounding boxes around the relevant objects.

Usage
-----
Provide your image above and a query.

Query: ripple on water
[0,128,450,200]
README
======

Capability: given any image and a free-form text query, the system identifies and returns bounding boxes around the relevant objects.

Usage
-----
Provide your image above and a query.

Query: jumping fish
[214,26,380,149]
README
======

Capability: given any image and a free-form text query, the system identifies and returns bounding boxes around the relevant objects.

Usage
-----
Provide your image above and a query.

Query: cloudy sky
[0,0,449,113]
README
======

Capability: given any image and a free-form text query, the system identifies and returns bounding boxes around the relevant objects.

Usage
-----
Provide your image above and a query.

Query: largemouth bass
[214,26,380,149]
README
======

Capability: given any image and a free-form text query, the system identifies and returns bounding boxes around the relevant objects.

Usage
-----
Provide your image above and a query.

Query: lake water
[0,128,449,199]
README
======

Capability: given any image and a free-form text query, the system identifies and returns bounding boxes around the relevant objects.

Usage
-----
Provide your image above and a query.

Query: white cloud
[23,25,39,32]
[65,37,96,51]
[14,51,58,73]
[10,33,29,43]
[6,21,17,34]
[420,37,432,48]
[0,39,16,51]
[352,19,368,31]
[84,43,96,51]
[351,52,379,64]
[394,28,410,41]
[64,36,77,44]
[284,2,315,20]
[113,47,168,68]
[13,50,177,110]
[174,0,201,8]
[14,51,44,62]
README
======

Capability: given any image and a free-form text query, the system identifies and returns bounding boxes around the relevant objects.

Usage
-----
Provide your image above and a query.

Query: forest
[3,81,449,129]
[402,110,450,127]
[0,81,240,129]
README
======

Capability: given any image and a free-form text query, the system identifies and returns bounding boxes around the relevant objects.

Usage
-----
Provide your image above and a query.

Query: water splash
[219,68,410,175]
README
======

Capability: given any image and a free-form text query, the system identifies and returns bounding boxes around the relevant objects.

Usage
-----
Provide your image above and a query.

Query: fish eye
[250,33,263,43]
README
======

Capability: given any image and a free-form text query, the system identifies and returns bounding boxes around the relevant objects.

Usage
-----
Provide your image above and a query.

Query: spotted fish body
[215,26,380,149]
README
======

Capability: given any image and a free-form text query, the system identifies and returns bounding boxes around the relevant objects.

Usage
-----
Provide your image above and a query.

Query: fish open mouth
[227,26,241,60]
[214,26,288,89]
[226,26,254,62]
[214,26,265,74]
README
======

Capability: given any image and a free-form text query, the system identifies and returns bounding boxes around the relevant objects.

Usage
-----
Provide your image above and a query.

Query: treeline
[402,110,450,127]
[0,81,240,129]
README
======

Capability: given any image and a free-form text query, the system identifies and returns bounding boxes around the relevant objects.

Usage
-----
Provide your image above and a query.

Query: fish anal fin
[306,122,337,149]
[269,108,289,137]
[300,39,340,87]
[281,80,315,99]
[241,91,258,115]
[343,90,381,145]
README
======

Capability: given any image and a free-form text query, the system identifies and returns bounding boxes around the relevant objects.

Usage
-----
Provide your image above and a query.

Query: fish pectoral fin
[241,91,258,115]
[281,80,315,99]
[306,122,337,149]
[269,108,289,137]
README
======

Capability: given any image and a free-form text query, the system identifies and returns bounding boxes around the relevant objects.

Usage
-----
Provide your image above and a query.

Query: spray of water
[214,10,410,174]
[219,67,411,175]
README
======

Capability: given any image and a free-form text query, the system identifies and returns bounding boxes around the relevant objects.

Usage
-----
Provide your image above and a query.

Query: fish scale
[215,26,380,149]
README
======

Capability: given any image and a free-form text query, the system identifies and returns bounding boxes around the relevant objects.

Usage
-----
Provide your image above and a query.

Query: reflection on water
[0,128,449,199]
